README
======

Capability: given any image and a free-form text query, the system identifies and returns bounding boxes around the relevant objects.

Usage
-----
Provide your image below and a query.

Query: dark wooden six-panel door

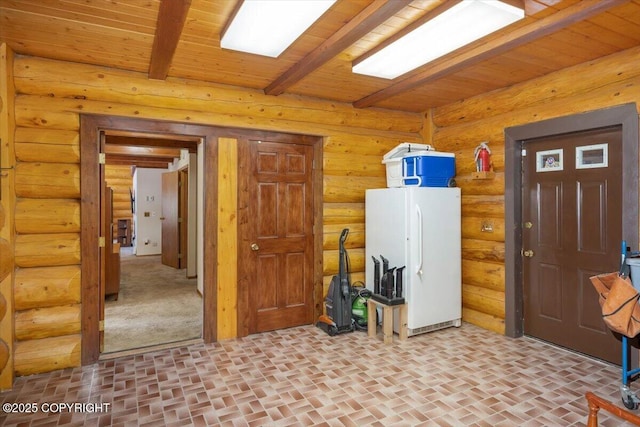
[244,139,315,333]
[523,126,623,364]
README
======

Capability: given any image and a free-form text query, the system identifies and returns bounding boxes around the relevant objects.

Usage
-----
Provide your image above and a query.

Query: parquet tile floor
[0,323,636,426]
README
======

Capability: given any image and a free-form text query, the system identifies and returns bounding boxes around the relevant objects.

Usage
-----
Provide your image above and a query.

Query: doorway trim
[80,115,219,364]
[504,103,639,338]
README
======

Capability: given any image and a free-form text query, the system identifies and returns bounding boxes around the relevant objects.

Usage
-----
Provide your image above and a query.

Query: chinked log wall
[5,48,423,376]
[429,44,640,334]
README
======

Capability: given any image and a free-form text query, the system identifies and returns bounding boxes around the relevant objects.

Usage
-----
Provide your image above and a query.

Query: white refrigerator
[365,187,462,336]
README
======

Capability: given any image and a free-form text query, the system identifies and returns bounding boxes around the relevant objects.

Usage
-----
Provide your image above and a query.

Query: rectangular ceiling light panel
[353,0,525,79]
[221,0,336,58]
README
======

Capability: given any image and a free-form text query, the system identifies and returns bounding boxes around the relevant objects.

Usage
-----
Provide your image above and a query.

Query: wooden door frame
[504,103,639,338]
[80,115,219,364]
[235,129,323,338]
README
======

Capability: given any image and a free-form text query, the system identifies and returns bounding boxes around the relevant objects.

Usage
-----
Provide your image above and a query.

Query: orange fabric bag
[590,272,640,338]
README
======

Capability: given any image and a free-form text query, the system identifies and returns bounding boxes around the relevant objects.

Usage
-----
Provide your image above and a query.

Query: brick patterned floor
[0,323,637,426]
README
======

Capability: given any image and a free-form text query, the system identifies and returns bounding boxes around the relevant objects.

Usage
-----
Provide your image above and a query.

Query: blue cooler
[403,152,456,187]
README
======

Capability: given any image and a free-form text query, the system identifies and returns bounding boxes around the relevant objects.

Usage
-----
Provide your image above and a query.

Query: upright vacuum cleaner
[316,228,355,336]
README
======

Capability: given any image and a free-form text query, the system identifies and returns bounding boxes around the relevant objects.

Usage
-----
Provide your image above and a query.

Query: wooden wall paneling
[11,54,423,376]
[15,199,80,234]
[14,266,81,310]
[13,56,422,135]
[431,45,640,334]
[322,223,364,250]
[14,162,80,199]
[14,233,80,268]
[14,127,79,163]
[322,203,364,225]
[15,305,81,340]
[323,248,365,277]
[13,335,81,376]
[217,137,237,340]
[432,44,640,128]
[0,43,16,389]
[323,175,387,203]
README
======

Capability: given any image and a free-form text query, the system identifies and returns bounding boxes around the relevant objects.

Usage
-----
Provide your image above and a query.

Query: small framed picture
[576,143,608,169]
[536,149,563,172]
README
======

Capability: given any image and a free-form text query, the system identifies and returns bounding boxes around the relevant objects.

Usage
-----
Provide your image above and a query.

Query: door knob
[251,243,260,251]
[523,249,534,257]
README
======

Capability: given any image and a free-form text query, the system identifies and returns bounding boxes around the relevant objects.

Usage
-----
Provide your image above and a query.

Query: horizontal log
[433,74,640,151]
[462,283,505,318]
[462,259,505,292]
[323,223,364,250]
[323,248,365,276]
[14,265,81,310]
[15,305,81,341]
[14,335,81,376]
[462,238,505,263]
[15,199,80,234]
[462,217,505,242]
[104,165,134,178]
[15,233,80,268]
[461,195,504,218]
[323,175,385,203]
[15,142,79,164]
[323,152,385,177]
[14,127,79,146]
[15,162,80,199]
[323,203,365,225]
[324,136,412,156]
[462,307,505,335]
[14,56,423,134]
[14,95,80,130]
[433,45,640,127]
[0,239,12,283]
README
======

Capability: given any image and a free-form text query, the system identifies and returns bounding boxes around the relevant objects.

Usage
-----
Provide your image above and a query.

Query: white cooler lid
[382,142,433,163]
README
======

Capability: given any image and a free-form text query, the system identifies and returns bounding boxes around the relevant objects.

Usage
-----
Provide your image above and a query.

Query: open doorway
[80,115,219,365]
[102,141,201,355]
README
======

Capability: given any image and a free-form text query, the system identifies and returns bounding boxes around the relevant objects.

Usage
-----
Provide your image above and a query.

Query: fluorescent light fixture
[353,0,525,79]
[221,0,336,58]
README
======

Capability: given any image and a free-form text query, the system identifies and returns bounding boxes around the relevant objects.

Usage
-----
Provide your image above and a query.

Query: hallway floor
[0,323,635,426]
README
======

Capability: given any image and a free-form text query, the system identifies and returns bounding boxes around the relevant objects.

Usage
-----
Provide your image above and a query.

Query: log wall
[105,165,134,223]
[430,45,640,334]
[4,50,423,376]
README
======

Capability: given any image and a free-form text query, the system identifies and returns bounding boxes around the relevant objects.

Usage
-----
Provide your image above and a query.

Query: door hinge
[178,217,183,223]
[99,153,106,164]
[99,320,104,332]
[178,253,183,259]
[98,236,105,247]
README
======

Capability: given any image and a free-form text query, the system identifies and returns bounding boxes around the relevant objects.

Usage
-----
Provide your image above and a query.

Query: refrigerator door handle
[416,204,423,276]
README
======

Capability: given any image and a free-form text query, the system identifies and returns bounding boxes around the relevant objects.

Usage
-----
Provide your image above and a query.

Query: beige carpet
[103,252,202,354]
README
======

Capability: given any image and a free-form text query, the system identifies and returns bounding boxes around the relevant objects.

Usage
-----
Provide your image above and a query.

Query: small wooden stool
[367,298,408,344]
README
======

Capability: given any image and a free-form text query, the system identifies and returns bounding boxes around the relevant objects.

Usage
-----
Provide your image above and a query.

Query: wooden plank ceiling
[1,0,639,115]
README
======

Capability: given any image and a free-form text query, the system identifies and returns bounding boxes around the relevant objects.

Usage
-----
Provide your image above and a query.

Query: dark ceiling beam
[353,0,629,108]
[148,0,192,80]
[264,0,412,96]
